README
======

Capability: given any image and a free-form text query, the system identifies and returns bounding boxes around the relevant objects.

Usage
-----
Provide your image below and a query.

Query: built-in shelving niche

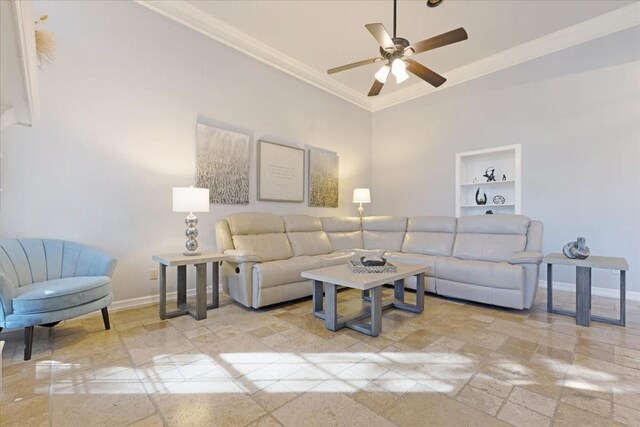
[455,144,521,217]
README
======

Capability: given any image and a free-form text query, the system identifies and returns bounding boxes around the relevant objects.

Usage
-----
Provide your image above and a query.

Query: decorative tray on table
[347,257,397,273]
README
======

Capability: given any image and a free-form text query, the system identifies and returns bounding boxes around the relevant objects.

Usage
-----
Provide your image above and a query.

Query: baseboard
[104,281,640,314]
[109,288,200,312]
[538,280,640,302]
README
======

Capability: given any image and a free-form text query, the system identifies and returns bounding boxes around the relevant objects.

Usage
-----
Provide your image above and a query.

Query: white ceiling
[139,0,639,110]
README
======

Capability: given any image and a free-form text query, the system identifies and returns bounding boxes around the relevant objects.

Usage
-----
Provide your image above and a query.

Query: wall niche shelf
[455,144,521,217]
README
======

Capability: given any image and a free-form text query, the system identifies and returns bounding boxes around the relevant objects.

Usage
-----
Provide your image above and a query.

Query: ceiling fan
[327,0,468,97]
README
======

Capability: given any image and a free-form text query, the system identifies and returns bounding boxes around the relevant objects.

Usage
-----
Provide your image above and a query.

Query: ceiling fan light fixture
[391,58,409,83]
[391,58,406,74]
[374,65,390,83]
[394,68,410,83]
[426,0,443,8]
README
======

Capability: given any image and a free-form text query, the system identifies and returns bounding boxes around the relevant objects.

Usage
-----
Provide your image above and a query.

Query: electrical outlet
[150,269,159,280]
[611,269,620,275]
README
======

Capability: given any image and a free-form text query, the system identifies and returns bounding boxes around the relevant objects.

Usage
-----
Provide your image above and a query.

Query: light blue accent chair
[0,239,117,360]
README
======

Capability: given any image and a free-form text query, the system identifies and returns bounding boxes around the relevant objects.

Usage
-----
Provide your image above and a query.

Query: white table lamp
[173,187,210,256]
[353,188,371,217]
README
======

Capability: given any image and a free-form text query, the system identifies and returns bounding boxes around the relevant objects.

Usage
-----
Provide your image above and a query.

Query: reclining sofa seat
[216,213,543,310]
[216,213,355,308]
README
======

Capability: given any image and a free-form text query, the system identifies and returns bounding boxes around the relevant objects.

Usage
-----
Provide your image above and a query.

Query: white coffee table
[301,263,428,336]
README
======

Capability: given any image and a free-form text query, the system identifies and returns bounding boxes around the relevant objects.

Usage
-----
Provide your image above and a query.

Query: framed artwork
[308,148,339,208]
[257,140,304,202]
[196,123,250,204]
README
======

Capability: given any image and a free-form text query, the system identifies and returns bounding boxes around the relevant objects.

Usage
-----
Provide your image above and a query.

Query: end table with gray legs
[544,253,629,327]
[152,253,228,321]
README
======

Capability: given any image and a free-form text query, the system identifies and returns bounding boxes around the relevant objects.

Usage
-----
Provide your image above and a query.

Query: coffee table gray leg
[369,286,382,336]
[325,283,338,331]
[394,279,404,301]
[194,263,207,320]
[177,266,187,307]
[547,264,553,313]
[392,273,425,313]
[415,273,425,312]
[208,262,219,309]
[621,271,626,326]
[313,280,323,316]
[159,264,167,320]
[576,266,591,327]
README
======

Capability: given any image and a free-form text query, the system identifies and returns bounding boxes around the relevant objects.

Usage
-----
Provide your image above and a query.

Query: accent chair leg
[24,326,35,361]
[101,307,111,330]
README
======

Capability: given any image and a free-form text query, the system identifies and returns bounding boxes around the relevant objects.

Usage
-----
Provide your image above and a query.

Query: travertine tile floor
[1,287,640,427]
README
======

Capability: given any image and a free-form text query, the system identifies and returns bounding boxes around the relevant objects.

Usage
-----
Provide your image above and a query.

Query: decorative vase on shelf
[562,237,590,259]
[475,188,487,205]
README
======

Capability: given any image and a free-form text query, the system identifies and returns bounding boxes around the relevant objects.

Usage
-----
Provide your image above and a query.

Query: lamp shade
[172,187,210,213]
[352,188,371,204]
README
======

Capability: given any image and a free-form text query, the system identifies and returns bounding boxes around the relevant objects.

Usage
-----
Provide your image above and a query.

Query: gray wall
[372,27,640,291]
[0,1,372,301]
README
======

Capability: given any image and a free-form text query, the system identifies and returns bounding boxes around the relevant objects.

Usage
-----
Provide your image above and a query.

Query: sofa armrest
[224,250,263,264]
[508,251,543,265]
[87,252,118,277]
[0,272,16,317]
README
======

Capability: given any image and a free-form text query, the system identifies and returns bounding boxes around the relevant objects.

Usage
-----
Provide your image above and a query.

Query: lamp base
[183,251,201,257]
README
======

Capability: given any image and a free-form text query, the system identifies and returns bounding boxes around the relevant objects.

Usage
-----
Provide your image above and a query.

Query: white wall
[0,1,372,302]
[372,27,640,291]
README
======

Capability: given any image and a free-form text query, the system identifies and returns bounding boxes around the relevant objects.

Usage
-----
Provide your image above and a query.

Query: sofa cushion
[326,231,363,251]
[283,215,322,232]
[452,234,527,263]
[363,231,405,251]
[320,216,361,232]
[232,234,293,262]
[402,232,454,256]
[287,231,332,256]
[362,216,407,232]
[407,216,456,233]
[453,215,530,263]
[320,217,363,251]
[227,212,284,235]
[13,276,112,314]
[253,256,323,289]
[436,257,523,290]
[383,252,437,277]
[361,216,407,251]
[456,215,530,235]
[314,251,355,268]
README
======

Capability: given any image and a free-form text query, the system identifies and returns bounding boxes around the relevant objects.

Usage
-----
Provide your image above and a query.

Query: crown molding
[372,2,640,111]
[134,0,372,111]
[136,1,640,114]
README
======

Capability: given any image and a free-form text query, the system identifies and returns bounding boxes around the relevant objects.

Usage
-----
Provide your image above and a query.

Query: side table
[544,253,628,327]
[152,252,228,321]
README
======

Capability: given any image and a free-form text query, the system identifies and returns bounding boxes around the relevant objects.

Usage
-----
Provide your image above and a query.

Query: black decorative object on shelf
[483,167,496,182]
[563,237,590,259]
[493,195,505,205]
[502,174,507,181]
[486,210,494,214]
[475,188,487,205]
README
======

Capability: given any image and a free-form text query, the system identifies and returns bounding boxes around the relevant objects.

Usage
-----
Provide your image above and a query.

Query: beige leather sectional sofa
[215,213,543,310]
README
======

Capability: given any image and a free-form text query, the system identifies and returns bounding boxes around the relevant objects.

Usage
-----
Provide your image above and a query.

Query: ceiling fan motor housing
[380,37,410,58]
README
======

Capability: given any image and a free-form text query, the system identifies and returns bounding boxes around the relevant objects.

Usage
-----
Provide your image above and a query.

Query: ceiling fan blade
[405,59,446,87]
[367,80,384,97]
[365,23,395,52]
[327,57,384,75]
[404,27,468,56]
